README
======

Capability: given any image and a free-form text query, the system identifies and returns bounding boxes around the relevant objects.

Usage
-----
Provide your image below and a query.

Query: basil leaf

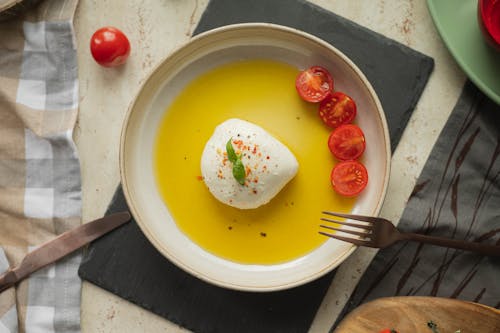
[232,159,246,185]
[226,138,238,163]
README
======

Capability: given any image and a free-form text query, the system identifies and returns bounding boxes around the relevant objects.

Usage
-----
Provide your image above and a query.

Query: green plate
[427,0,500,105]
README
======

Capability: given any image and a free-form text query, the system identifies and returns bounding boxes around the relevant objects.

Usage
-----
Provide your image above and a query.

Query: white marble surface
[73,0,465,332]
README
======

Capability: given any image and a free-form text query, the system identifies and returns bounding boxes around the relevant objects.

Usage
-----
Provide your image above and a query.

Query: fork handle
[401,233,500,256]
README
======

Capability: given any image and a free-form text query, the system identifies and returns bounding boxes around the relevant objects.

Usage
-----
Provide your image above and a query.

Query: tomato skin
[330,160,368,197]
[319,91,357,128]
[295,66,333,102]
[90,27,131,67]
[328,124,366,161]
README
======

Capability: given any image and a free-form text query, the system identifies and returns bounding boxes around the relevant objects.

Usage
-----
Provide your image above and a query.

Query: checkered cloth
[0,0,81,332]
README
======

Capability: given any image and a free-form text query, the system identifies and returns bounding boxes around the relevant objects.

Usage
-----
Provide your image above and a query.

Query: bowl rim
[119,22,391,291]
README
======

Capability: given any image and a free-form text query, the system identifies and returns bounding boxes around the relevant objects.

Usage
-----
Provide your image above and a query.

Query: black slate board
[78,1,434,332]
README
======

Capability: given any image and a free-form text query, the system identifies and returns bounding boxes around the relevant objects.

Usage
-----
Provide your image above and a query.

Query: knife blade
[0,211,131,293]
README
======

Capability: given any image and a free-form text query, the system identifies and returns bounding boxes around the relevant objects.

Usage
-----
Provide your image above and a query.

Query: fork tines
[322,211,378,223]
[318,231,370,246]
[319,211,373,246]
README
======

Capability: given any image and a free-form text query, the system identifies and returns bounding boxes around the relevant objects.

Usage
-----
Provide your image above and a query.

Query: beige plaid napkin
[0,0,81,332]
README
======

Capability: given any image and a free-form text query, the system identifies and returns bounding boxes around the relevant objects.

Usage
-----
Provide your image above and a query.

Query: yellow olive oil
[154,59,354,264]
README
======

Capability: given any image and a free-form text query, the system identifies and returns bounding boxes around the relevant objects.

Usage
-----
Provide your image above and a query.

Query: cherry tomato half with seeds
[328,124,366,161]
[90,27,131,67]
[330,160,368,197]
[319,91,357,128]
[295,66,333,102]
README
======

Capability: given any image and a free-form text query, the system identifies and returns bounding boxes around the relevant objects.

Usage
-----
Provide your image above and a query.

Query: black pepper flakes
[260,232,267,237]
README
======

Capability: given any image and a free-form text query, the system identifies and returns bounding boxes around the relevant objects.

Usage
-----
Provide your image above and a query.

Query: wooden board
[335,297,500,333]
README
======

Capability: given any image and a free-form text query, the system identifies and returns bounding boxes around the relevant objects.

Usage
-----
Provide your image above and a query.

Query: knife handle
[0,269,17,294]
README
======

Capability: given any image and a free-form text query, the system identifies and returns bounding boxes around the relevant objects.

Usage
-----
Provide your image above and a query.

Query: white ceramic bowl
[120,23,390,291]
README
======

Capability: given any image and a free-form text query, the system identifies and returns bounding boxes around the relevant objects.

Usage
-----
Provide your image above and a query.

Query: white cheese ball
[201,119,299,209]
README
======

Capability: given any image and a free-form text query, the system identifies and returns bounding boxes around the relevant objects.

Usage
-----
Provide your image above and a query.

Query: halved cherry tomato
[328,124,366,161]
[90,27,131,67]
[330,160,368,197]
[295,66,333,102]
[379,330,398,333]
[319,91,357,128]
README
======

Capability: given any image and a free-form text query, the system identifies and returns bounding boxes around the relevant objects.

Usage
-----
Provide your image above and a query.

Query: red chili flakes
[196,175,204,181]
[245,166,252,176]
[252,145,258,154]
[252,189,258,194]
[266,155,270,160]
[233,139,244,151]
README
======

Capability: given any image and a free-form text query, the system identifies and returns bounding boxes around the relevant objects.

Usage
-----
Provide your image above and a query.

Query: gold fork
[319,211,500,256]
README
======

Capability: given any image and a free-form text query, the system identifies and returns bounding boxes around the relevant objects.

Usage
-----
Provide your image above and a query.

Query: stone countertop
[73,0,465,332]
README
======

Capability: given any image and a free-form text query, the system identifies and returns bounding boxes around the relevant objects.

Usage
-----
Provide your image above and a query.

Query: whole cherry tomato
[295,66,333,102]
[90,27,131,67]
[319,91,357,128]
[330,160,368,197]
[328,124,366,161]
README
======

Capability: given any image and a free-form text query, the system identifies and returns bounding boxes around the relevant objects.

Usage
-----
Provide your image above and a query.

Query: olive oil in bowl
[154,59,354,264]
